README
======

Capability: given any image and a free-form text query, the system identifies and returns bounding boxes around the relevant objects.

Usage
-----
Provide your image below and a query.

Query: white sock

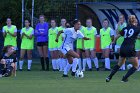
[72,58,78,72]
[52,59,57,69]
[138,59,140,67]
[120,63,125,70]
[105,58,110,69]
[19,60,24,69]
[92,57,99,68]
[82,58,87,71]
[56,58,61,70]
[15,62,17,70]
[64,63,72,75]
[28,60,32,70]
[59,58,63,71]
[62,59,67,70]
[78,58,82,70]
[87,58,92,69]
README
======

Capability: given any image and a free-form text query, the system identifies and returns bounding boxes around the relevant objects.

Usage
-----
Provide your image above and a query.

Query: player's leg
[90,49,99,71]
[82,51,87,71]
[54,50,60,71]
[104,48,111,71]
[19,49,26,71]
[0,59,6,77]
[4,63,15,77]
[59,51,66,71]
[136,51,140,71]
[75,49,82,70]
[121,57,138,82]
[27,50,32,71]
[37,46,45,71]
[85,49,92,71]
[106,57,126,82]
[43,45,49,71]
[50,50,57,71]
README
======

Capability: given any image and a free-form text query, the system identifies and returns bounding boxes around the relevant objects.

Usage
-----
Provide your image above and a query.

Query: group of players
[0,14,140,82]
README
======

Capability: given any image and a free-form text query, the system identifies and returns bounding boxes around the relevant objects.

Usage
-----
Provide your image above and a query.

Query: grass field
[0,63,140,93]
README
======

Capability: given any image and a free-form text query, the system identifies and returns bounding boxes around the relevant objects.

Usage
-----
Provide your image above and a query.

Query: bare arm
[7,31,17,37]
[83,37,90,40]
[55,30,63,42]
[22,32,33,40]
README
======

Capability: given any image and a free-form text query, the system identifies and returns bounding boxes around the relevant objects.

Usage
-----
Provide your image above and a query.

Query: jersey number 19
[124,29,134,38]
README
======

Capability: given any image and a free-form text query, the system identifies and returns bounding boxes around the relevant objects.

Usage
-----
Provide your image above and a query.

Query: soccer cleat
[27,69,31,71]
[96,68,99,71]
[106,77,112,82]
[88,69,92,71]
[71,71,76,76]
[121,76,128,82]
[62,74,68,77]
[105,68,111,71]
[19,69,22,71]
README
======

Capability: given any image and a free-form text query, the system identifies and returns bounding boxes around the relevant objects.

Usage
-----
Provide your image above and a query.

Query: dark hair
[25,19,31,23]
[2,45,13,54]
[66,22,71,28]
[72,19,81,25]
[103,18,109,23]
[51,18,56,22]
[86,17,92,21]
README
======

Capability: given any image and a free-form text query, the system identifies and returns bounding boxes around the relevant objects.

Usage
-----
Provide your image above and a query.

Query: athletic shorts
[101,45,110,50]
[61,45,72,55]
[120,45,136,57]
[37,42,48,46]
[49,48,58,51]
[1,68,12,77]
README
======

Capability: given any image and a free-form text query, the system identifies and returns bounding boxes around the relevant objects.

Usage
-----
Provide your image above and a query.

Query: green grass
[0,63,140,93]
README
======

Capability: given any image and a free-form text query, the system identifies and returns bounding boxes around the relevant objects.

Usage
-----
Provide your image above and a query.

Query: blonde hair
[128,15,136,25]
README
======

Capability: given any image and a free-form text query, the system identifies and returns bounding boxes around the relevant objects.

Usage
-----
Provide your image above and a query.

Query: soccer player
[35,15,49,71]
[83,18,99,71]
[55,19,90,77]
[134,19,140,71]
[0,45,17,77]
[106,15,140,82]
[115,14,127,71]
[48,19,59,71]
[57,18,67,71]
[100,19,114,71]
[2,18,18,70]
[19,19,34,71]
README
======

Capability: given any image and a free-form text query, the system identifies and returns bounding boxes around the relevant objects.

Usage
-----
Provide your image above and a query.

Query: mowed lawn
[0,63,140,93]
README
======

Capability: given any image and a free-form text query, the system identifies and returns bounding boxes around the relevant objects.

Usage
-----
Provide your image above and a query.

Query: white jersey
[61,27,84,54]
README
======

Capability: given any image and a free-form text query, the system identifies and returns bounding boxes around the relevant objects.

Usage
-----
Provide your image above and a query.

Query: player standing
[106,15,140,82]
[19,19,34,71]
[100,19,114,71]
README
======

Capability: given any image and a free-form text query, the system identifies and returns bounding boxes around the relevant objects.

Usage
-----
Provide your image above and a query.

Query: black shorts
[37,42,48,47]
[120,45,136,57]
[1,68,12,77]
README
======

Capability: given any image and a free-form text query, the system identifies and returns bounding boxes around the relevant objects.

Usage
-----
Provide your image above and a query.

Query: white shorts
[101,45,110,50]
[115,45,121,49]
[61,45,72,55]
[49,48,58,51]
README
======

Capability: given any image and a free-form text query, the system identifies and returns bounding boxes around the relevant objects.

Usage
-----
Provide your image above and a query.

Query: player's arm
[83,37,90,40]
[7,31,17,37]
[113,34,121,43]
[22,32,33,40]
[55,30,63,42]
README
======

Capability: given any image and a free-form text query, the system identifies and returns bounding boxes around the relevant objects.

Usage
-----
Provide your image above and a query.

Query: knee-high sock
[108,65,120,78]
[105,58,110,69]
[123,66,137,80]
[28,60,32,70]
[40,57,45,70]
[15,62,17,70]
[64,63,72,75]
[77,58,82,70]
[72,58,78,72]
[45,57,49,70]
[59,58,63,71]
[52,59,57,70]
[56,58,61,70]
[87,58,92,69]
[62,58,67,70]
[120,63,125,70]
[0,64,5,74]
[19,60,24,69]
[138,59,140,67]
[92,57,99,68]
[82,58,87,71]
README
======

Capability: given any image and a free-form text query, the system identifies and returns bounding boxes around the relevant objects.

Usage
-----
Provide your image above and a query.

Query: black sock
[45,57,49,71]
[0,64,5,74]
[40,57,45,70]
[123,67,137,80]
[108,65,120,78]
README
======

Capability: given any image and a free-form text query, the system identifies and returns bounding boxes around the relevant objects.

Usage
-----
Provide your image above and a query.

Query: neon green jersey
[57,26,66,48]
[83,26,97,49]
[21,27,34,49]
[100,27,112,49]
[48,27,58,49]
[3,25,17,47]
[116,22,127,46]
[76,26,85,49]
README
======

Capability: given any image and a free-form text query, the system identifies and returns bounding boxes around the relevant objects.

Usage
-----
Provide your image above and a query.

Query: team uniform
[115,22,127,70]
[100,27,114,70]
[120,25,140,57]
[82,26,99,71]
[61,27,85,76]
[19,27,34,70]
[0,54,17,77]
